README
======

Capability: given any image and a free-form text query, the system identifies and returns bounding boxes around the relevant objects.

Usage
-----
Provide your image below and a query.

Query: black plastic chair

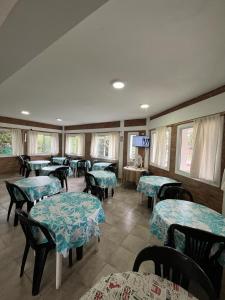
[5,181,33,226]
[157,182,182,200]
[167,224,225,296]
[49,166,69,191]
[64,156,72,166]
[104,163,118,197]
[160,186,194,201]
[77,160,88,177]
[84,173,104,201]
[133,245,217,300]
[18,155,31,176]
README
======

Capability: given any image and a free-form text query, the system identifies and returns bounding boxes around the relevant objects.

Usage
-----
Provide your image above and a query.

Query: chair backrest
[133,245,217,300]
[77,160,88,170]
[141,171,153,176]
[162,186,194,201]
[16,209,55,249]
[104,163,118,175]
[64,156,72,165]
[49,166,68,180]
[85,173,98,188]
[157,182,182,199]
[5,181,31,203]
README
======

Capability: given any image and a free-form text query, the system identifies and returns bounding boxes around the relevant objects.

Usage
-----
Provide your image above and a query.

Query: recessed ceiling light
[56,118,62,122]
[140,104,150,109]
[111,80,125,89]
[21,110,30,115]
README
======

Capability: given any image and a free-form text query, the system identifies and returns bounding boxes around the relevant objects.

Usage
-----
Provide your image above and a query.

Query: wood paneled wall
[149,120,225,213]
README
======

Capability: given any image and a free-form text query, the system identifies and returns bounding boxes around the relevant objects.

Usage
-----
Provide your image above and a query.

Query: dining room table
[137,175,179,207]
[51,157,66,165]
[80,271,197,300]
[29,191,105,289]
[92,162,112,171]
[40,165,73,177]
[14,176,61,202]
[28,160,50,176]
[150,199,225,266]
[70,159,91,176]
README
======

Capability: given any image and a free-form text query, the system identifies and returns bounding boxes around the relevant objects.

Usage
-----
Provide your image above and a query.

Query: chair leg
[76,246,83,261]
[27,201,33,212]
[65,178,68,192]
[32,248,49,296]
[20,242,30,277]
[112,188,114,197]
[25,169,31,178]
[105,188,108,198]
[69,249,73,267]
[7,200,14,222]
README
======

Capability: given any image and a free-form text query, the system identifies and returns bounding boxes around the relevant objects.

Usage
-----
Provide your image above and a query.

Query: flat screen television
[132,135,150,147]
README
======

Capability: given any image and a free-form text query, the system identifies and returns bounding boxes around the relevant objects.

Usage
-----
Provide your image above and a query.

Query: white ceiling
[0,0,18,27]
[0,0,225,125]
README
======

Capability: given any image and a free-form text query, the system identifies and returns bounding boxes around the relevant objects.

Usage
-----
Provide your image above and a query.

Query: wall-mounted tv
[132,135,150,148]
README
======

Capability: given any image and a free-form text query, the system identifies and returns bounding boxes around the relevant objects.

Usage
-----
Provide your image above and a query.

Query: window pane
[179,127,193,173]
[0,131,12,155]
[129,135,136,160]
[69,136,79,154]
[37,134,51,154]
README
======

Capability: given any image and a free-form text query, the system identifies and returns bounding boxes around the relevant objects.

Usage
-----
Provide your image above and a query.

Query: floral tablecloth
[88,170,117,188]
[30,192,105,257]
[137,176,178,197]
[150,199,225,266]
[40,165,73,177]
[80,272,197,300]
[28,160,50,171]
[70,160,91,170]
[52,157,66,165]
[14,176,61,202]
[92,162,112,171]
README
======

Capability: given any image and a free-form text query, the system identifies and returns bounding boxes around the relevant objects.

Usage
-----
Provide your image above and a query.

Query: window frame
[36,132,53,155]
[66,133,85,156]
[0,128,14,157]
[127,132,138,164]
[149,127,171,171]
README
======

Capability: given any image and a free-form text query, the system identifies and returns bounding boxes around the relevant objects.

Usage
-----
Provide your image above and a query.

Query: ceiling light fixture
[21,110,30,115]
[111,80,125,89]
[56,118,62,122]
[140,104,149,109]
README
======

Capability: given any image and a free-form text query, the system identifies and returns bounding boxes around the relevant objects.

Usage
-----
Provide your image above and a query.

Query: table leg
[105,188,108,198]
[56,252,62,289]
[153,195,157,209]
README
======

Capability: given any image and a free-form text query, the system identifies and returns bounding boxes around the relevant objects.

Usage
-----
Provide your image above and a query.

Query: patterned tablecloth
[28,160,50,171]
[40,165,73,177]
[52,157,66,165]
[137,176,178,197]
[150,199,225,266]
[14,176,61,202]
[30,192,105,257]
[88,170,117,188]
[80,272,197,300]
[92,162,112,171]
[70,160,91,170]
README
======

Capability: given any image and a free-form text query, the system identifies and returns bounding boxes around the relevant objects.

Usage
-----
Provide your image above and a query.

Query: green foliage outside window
[0,131,12,155]
[37,134,51,154]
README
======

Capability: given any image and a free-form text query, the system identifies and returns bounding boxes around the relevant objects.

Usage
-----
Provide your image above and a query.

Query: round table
[92,162,112,171]
[14,176,61,202]
[88,170,117,188]
[150,199,225,266]
[52,157,66,165]
[40,165,73,177]
[80,272,197,300]
[28,160,50,175]
[30,192,105,289]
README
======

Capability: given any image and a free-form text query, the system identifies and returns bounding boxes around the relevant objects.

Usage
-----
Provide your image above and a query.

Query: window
[91,132,119,160]
[28,131,59,155]
[127,132,138,163]
[37,133,52,154]
[176,124,193,174]
[0,129,12,156]
[65,134,85,156]
[150,127,171,170]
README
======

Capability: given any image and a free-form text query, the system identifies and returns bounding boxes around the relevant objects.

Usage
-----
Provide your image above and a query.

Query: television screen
[132,135,150,147]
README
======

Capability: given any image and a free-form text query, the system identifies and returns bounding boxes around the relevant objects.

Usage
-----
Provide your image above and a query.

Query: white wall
[149,92,225,129]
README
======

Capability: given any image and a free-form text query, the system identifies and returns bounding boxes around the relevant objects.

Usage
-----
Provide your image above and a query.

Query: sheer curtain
[12,129,23,155]
[65,134,85,156]
[90,132,119,160]
[27,131,38,155]
[190,114,224,185]
[108,132,119,160]
[90,133,98,158]
[152,126,169,169]
[50,133,59,155]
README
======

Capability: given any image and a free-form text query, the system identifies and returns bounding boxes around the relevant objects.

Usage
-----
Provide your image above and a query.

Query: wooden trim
[0,116,62,130]
[65,121,120,130]
[150,85,225,120]
[124,118,146,127]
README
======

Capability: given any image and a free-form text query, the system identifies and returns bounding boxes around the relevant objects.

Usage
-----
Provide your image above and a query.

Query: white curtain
[50,133,59,155]
[65,134,85,156]
[108,132,119,160]
[90,132,119,160]
[90,133,98,158]
[12,129,23,155]
[190,114,224,185]
[152,126,169,169]
[27,131,38,155]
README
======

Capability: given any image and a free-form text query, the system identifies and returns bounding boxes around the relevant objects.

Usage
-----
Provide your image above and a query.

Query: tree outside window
[0,131,12,155]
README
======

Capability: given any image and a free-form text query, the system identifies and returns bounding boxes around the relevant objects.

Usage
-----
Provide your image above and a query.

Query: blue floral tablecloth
[30,192,105,257]
[92,162,112,171]
[40,165,73,177]
[70,160,91,170]
[88,170,117,188]
[52,157,66,164]
[14,176,61,202]
[137,176,178,197]
[28,160,50,171]
[150,199,225,266]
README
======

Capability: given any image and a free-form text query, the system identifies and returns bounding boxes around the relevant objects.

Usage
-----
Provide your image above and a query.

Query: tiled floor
[0,175,152,300]
[1,174,224,300]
